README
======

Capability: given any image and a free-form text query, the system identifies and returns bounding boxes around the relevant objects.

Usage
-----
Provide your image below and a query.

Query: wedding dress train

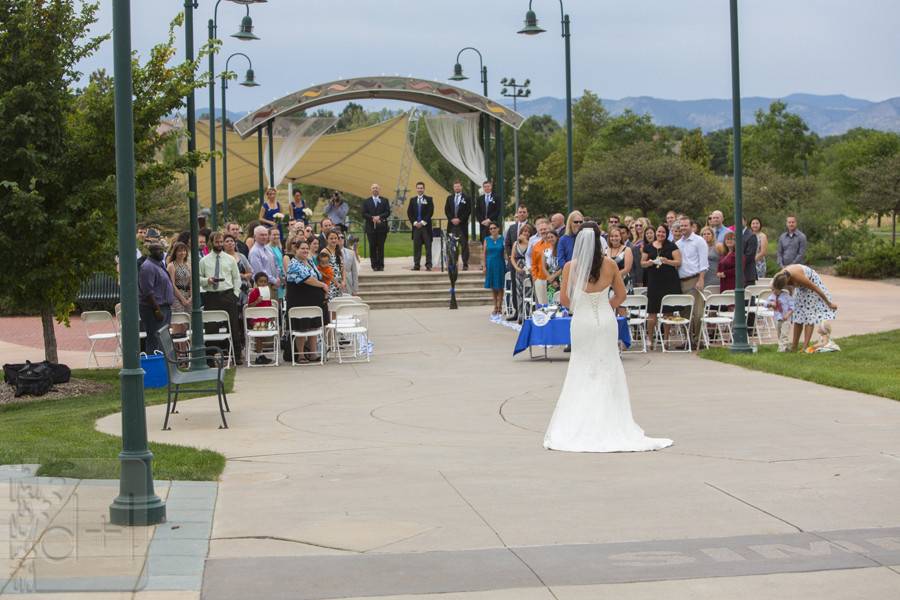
[543,288,673,453]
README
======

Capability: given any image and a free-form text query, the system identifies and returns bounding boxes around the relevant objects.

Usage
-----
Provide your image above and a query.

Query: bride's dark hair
[577,221,604,283]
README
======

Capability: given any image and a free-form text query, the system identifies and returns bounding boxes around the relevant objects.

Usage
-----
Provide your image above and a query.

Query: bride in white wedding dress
[544,223,673,453]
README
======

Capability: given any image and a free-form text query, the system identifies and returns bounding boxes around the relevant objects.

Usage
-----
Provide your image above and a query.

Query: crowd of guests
[134,188,361,364]
[476,205,832,353]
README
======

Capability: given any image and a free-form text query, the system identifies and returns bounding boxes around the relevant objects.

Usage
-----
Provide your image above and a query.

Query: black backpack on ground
[9,362,54,397]
[3,361,70,392]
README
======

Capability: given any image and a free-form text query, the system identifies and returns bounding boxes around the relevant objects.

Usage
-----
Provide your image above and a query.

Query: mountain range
[200,93,900,137]
[505,93,900,136]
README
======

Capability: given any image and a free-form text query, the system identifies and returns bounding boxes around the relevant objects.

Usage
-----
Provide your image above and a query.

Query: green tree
[821,128,900,199]
[574,141,724,219]
[680,128,712,170]
[534,90,609,203]
[584,109,657,161]
[741,100,818,176]
[500,115,558,215]
[0,2,208,361]
[853,153,900,244]
[706,128,733,175]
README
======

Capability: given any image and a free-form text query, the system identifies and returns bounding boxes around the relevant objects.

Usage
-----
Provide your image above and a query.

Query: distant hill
[505,93,900,136]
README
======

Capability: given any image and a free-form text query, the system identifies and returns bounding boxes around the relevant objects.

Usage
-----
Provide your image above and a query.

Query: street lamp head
[524,89,532,97]
[231,14,259,41]
[448,62,467,81]
[523,79,531,87]
[240,68,260,87]
[518,10,546,35]
[500,88,508,95]
[500,77,508,86]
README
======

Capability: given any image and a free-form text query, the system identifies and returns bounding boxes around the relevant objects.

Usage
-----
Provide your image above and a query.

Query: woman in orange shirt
[530,225,554,305]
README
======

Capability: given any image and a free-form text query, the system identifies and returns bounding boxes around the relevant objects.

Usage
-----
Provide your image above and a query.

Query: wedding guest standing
[750,217,768,278]
[482,222,505,316]
[362,183,391,271]
[475,180,501,241]
[289,189,308,225]
[444,180,472,270]
[504,204,529,321]
[716,231,737,292]
[406,181,433,271]
[700,226,721,289]
[340,233,359,295]
[198,232,243,360]
[641,224,682,341]
[139,243,175,355]
[740,218,758,286]
[324,230,346,299]
[777,215,807,268]
[166,242,192,316]
[607,227,633,293]
[556,210,583,270]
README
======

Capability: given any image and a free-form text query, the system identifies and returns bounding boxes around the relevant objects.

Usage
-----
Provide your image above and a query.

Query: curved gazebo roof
[233,76,525,138]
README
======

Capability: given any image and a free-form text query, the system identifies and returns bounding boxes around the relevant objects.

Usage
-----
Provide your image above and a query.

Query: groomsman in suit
[362,183,391,271]
[741,217,758,286]
[444,180,472,270]
[406,181,434,271]
[475,180,501,241]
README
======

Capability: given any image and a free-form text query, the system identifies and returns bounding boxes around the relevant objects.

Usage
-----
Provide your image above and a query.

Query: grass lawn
[0,368,233,481]
[356,232,415,259]
[700,329,900,402]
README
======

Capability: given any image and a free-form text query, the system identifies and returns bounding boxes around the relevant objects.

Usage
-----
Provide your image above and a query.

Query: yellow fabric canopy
[193,114,448,216]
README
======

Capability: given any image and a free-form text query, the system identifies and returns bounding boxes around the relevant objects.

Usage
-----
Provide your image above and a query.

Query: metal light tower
[110,0,165,526]
[206,0,262,230]
[729,0,752,353]
[220,52,259,223]
[500,77,531,212]
[518,0,574,214]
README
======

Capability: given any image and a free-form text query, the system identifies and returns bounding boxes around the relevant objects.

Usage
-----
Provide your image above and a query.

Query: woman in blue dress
[482,222,505,317]
[258,187,284,239]
[289,189,307,225]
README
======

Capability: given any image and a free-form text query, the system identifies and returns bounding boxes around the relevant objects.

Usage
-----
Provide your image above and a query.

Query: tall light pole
[729,0,751,353]
[518,0,574,214]
[448,47,491,184]
[220,53,259,223]
[500,77,531,212]
[206,0,262,230]
[110,0,165,526]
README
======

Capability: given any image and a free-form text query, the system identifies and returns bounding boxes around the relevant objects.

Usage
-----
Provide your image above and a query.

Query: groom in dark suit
[406,181,434,271]
[444,180,472,270]
[362,183,391,271]
[475,180,501,242]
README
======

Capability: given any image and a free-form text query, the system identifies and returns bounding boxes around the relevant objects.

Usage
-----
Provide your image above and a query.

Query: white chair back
[170,312,191,327]
[632,286,648,296]
[703,285,720,296]
[757,277,773,287]
[202,309,230,329]
[82,310,117,333]
[245,306,279,324]
[704,294,736,316]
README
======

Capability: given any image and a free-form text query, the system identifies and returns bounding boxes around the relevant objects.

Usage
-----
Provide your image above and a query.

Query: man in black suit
[475,180,501,241]
[741,218,758,286]
[362,183,391,271]
[406,181,434,271]
[444,180,472,270]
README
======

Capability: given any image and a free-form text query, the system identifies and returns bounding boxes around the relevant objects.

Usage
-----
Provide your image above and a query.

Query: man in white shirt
[199,231,244,359]
[675,216,708,346]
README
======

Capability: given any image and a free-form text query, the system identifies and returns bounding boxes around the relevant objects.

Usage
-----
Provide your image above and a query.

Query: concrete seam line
[705,482,804,533]
[438,470,507,548]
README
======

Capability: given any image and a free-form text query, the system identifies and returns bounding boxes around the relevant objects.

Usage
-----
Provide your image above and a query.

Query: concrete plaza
[1,274,899,599]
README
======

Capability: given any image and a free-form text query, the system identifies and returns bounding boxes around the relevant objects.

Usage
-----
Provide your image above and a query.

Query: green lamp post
[206,0,263,230]
[518,0,574,215]
[500,77,531,212]
[729,0,752,353]
[109,0,165,526]
[220,53,259,223]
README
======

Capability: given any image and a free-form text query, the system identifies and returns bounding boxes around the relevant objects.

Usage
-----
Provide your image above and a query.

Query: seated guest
[286,239,330,362]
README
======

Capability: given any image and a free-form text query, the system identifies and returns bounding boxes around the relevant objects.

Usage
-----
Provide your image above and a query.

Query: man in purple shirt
[138,243,175,354]
[249,226,280,285]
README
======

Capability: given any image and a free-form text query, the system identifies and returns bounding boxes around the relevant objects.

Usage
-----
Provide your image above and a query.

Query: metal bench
[76,272,120,312]
[158,326,230,430]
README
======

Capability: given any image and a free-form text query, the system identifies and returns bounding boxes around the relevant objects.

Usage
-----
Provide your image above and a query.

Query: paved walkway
[88,278,900,599]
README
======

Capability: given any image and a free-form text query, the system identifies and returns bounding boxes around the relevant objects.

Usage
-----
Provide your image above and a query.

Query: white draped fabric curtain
[423,112,487,190]
[265,115,337,188]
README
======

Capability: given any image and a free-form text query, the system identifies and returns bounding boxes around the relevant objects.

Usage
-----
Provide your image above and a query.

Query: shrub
[835,242,900,279]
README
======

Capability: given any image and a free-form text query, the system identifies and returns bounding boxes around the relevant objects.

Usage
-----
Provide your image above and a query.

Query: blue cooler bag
[140,352,168,388]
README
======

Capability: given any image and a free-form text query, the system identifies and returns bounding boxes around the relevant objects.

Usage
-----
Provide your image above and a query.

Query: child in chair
[246,272,275,363]
[766,285,794,352]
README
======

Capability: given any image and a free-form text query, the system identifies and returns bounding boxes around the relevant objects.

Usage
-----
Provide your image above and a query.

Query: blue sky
[80,0,900,111]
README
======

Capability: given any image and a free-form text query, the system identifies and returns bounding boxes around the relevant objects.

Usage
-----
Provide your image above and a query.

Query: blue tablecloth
[513,316,631,355]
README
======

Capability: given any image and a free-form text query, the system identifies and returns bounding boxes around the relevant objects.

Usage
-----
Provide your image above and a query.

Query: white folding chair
[244,306,280,367]
[700,294,735,349]
[621,294,649,353]
[169,311,191,343]
[502,271,515,318]
[287,306,325,366]
[754,290,777,344]
[521,275,535,320]
[703,285,720,297]
[81,311,121,368]
[757,277,773,287]
[115,303,147,342]
[201,309,235,368]
[655,294,695,353]
[632,286,648,297]
[330,304,371,363]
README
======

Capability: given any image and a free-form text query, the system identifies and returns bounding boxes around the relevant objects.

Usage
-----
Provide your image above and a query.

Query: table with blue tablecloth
[513,316,631,358]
